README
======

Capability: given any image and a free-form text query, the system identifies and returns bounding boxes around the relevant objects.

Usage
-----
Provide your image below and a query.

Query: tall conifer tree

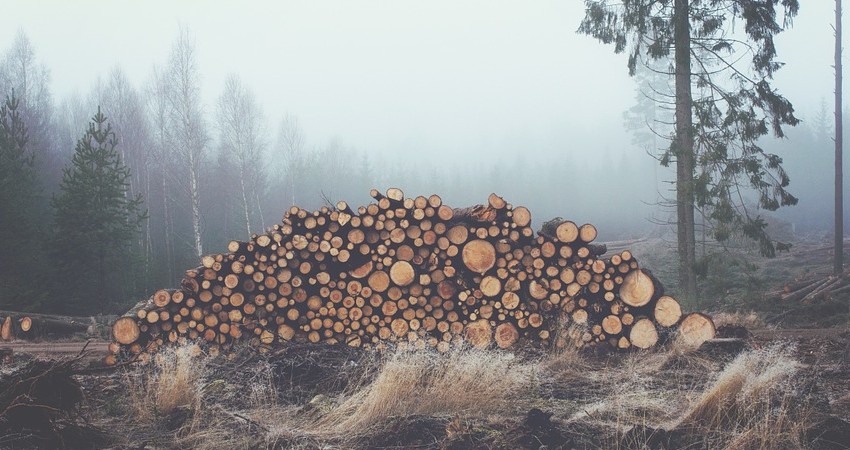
[53,108,145,313]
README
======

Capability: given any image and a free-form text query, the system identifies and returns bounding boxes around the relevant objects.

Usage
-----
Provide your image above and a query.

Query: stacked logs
[108,189,715,364]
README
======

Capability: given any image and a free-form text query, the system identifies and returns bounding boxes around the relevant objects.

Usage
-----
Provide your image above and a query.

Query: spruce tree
[0,93,48,310]
[52,108,145,314]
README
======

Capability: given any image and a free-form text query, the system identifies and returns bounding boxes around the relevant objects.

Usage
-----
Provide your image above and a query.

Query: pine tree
[52,108,145,314]
[0,93,48,310]
[579,0,800,302]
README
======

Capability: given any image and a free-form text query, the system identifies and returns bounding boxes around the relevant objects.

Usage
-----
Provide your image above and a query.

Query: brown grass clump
[127,345,206,421]
[316,346,534,435]
[675,344,811,449]
[543,323,591,379]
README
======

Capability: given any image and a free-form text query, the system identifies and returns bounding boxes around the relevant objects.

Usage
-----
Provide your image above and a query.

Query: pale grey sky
[0,1,838,164]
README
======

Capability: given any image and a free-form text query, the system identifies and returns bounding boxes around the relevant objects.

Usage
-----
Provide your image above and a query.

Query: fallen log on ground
[0,312,93,341]
[775,270,850,304]
[108,189,715,363]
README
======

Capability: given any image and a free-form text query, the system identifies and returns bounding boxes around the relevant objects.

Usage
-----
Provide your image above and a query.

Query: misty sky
[0,1,840,166]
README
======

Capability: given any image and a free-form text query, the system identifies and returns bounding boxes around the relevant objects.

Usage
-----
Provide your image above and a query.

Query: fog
[0,1,842,244]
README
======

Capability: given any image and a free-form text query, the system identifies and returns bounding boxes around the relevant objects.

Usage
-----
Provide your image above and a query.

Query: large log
[620,269,655,307]
[676,313,717,348]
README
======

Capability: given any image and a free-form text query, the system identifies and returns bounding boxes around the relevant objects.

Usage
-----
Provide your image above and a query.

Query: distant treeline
[0,30,837,315]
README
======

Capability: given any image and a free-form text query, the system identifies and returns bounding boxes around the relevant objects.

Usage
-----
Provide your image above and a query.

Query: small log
[18,317,89,338]
[1,316,14,341]
[495,322,519,349]
[781,277,830,303]
[675,313,716,348]
[462,240,497,274]
[629,318,658,349]
[653,296,682,327]
[464,319,492,349]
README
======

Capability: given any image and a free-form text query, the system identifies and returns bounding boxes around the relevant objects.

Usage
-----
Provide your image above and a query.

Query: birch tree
[276,113,304,207]
[216,74,267,235]
[165,28,208,258]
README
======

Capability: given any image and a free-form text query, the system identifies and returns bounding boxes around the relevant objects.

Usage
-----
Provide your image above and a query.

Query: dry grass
[313,346,534,436]
[542,323,592,379]
[127,345,206,422]
[114,337,817,450]
[675,344,811,449]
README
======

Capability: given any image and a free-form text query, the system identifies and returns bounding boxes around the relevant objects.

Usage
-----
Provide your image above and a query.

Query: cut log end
[629,318,658,349]
[390,261,415,287]
[676,313,716,348]
[654,296,682,327]
[495,323,519,349]
[464,319,492,349]
[579,223,597,243]
[512,206,531,227]
[620,269,654,307]
[555,221,579,244]
[462,240,497,274]
[113,317,141,345]
[1,316,14,341]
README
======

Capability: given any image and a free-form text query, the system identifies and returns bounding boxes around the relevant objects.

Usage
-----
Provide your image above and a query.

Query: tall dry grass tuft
[127,344,207,421]
[316,346,534,435]
[676,344,811,449]
[543,322,591,379]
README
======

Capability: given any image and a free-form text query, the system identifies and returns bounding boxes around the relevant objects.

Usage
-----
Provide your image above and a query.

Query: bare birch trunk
[239,162,252,235]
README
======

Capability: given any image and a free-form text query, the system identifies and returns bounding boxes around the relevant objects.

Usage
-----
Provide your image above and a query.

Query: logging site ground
[2,235,850,450]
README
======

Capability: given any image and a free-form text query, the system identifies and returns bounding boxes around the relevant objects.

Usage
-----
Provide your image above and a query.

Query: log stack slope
[108,189,715,364]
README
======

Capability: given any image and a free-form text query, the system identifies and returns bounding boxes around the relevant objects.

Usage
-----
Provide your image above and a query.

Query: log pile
[108,190,715,363]
[776,271,850,304]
